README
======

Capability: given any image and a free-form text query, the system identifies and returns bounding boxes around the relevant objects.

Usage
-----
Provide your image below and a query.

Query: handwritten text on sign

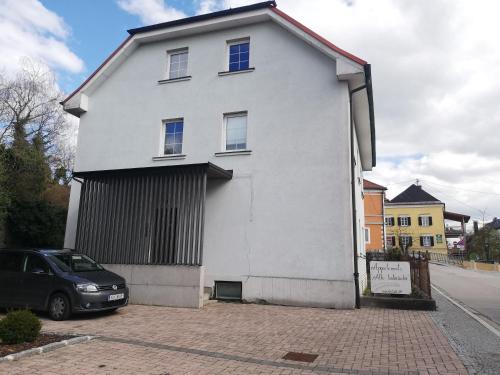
[370,261,411,295]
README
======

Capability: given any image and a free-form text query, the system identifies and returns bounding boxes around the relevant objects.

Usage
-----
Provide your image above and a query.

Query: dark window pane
[175,122,183,132]
[173,144,182,154]
[25,255,50,273]
[165,145,174,154]
[240,43,249,52]
[240,51,249,61]
[229,54,239,63]
[240,60,249,70]
[174,133,183,143]
[166,124,176,133]
[229,44,239,54]
[229,62,239,71]
[165,133,175,145]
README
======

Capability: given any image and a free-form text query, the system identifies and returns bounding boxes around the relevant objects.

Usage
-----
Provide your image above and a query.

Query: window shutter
[429,216,433,226]
[431,236,434,246]
[418,217,422,226]
[420,236,423,246]
[397,217,401,226]
[408,237,413,246]
[392,236,396,246]
[408,217,412,226]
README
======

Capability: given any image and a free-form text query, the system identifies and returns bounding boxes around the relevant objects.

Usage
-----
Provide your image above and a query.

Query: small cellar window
[214,281,242,300]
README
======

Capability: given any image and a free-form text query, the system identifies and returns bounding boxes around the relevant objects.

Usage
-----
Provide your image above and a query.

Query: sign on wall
[370,261,411,295]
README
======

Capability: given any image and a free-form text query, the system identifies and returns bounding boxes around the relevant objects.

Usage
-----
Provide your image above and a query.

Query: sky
[1,0,499,225]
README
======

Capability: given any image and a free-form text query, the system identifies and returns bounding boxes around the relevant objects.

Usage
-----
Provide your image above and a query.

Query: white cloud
[196,0,222,14]
[115,0,500,220]
[0,0,84,75]
[117,0,186,24]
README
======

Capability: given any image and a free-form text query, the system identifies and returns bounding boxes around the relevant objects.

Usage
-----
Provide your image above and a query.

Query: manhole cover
[282,352,318,363]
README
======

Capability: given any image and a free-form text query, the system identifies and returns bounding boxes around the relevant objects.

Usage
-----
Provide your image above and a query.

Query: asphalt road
[430,263,500,324]
[431,292,500,375]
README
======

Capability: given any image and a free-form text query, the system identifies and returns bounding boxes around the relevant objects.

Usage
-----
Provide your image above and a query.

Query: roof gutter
[364,64,376,167]
[127,1,277,35]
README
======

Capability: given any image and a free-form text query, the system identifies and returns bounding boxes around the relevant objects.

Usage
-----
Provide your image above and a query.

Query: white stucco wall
[352,125,367,293]
[65,21,359,308]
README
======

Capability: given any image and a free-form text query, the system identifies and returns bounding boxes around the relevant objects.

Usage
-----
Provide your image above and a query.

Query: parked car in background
[0,249,128,320]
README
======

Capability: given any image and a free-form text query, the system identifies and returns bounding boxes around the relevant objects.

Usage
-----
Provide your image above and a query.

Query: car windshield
[47,253,104,273]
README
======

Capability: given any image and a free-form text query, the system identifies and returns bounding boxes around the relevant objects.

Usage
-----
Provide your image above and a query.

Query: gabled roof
[363,179,386,191]
[61,1,375,169]
[487,217,500,230]
[62,1,367,107]
[389,184,442,204]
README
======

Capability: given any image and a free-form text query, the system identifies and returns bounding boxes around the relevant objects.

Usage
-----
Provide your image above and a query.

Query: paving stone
[0,303,467,374]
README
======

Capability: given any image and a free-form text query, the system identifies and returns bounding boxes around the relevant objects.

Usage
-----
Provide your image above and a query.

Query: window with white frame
[228,40,249,71]
[164,119,183,155]
[420,235,433,247]
[168,49,188,79]
[385,216,394,226]
[223,112,247,151]
[400,235,412,247]
[386,235,396,247]
[399,216,410,227]
[364,228,370,244]
[419,215,432,227]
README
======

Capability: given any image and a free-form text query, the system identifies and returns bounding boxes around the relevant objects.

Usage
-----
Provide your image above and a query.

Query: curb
[0,335,94,362]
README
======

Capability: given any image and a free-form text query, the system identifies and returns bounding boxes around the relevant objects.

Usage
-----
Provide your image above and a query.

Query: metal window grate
[75,166,207,266]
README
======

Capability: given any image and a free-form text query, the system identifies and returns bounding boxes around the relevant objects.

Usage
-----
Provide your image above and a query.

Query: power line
[421,182,494,220]
[420,180,500,197]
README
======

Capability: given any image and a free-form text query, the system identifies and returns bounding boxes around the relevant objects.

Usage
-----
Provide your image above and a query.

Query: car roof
[0,248,73,255]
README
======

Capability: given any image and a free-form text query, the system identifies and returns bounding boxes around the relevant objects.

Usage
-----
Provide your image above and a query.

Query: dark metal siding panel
[75,168,208,265]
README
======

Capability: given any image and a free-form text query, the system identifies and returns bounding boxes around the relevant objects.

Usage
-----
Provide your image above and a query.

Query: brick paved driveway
[0,303,467,375]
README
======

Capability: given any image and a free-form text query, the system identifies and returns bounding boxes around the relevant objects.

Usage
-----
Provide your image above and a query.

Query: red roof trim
[270,7,367,66]
[363,179,387,190]
[62,35,133,105]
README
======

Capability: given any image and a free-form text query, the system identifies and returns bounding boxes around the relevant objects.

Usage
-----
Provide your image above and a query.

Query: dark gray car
[0,249,129,320]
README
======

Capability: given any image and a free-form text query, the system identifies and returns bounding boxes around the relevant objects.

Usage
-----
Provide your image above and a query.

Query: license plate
[108,293,124,301]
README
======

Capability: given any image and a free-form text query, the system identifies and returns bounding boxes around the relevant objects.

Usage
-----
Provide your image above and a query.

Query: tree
[469,226,500,261]
[0,58,74,248]
[0,59,66,151]
[0,145,9,222]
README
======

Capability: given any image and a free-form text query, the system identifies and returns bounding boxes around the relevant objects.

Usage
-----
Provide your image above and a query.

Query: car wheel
[49,293,71,321]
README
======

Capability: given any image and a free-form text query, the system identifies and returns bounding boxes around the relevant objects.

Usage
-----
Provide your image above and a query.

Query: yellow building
[385,184,447,254]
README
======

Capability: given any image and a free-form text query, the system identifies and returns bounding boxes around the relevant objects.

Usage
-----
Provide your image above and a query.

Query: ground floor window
[420,235,434,247]
[400,235,412,248]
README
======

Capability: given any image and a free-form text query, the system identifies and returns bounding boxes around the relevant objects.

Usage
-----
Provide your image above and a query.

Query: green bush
[0,310,42,344]
[6,200,67,248]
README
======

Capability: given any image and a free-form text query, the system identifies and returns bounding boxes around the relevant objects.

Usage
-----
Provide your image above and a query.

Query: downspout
[349,88,361,309]
[348,64,374,309]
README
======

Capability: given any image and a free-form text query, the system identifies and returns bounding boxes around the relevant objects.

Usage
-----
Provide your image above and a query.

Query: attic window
[168,48,188,79]
[228,39,249,72]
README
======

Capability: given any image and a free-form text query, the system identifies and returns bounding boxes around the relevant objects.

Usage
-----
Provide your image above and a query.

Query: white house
[62,1,375,309]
